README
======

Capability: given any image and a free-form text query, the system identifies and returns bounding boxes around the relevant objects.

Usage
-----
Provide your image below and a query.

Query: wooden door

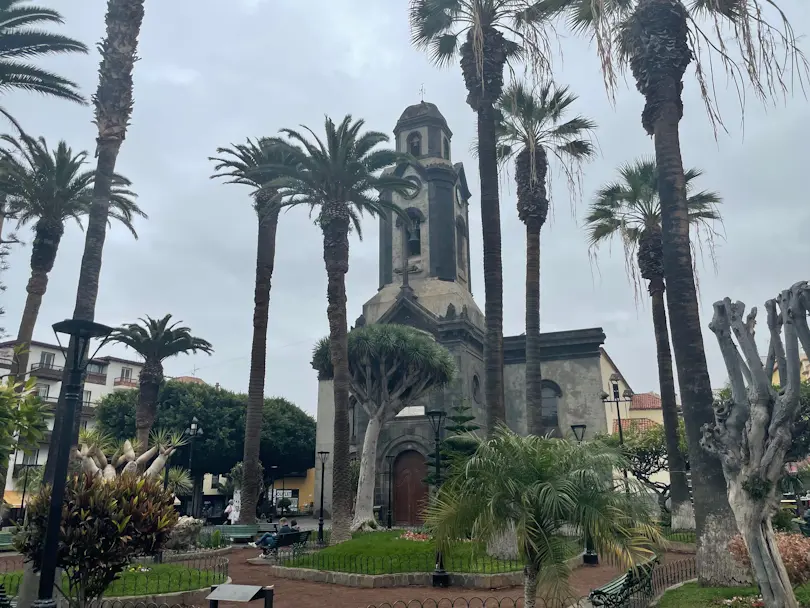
[393,450,428,526]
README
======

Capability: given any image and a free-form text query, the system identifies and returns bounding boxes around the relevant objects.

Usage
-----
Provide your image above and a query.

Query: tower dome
[395,102,449,132]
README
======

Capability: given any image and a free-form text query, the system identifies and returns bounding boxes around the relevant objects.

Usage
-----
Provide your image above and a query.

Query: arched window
[349,396,357,443]
[541,380,562,435]
[406,208,422,257]
[407,132,422,157]
[456,218,467,272]
[443,137,451,160]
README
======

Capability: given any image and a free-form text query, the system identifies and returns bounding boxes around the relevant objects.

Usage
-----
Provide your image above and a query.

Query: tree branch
[708,300,749,438]
[766,298,787,389]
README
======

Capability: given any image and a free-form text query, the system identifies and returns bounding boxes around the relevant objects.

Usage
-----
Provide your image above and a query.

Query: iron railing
[0,555,227,600]
[280,551,525,574]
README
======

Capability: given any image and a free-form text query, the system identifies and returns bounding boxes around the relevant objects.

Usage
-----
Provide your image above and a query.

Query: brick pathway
[223,548,692,608]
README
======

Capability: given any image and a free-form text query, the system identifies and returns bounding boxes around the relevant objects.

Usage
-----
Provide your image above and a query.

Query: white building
[0,339,143,495]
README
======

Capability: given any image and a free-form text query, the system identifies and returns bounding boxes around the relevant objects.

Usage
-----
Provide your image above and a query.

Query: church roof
[395,101,449,132]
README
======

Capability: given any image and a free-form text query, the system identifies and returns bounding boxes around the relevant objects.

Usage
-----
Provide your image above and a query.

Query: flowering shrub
[399,531,431,542]
[728,532,810,586]
[717,596,764,607]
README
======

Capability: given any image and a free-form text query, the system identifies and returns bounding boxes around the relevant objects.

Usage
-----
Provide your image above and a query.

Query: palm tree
[109,315,213,455]
[585,158,721,530]
[495,81,595,436]
[2,131,144,385]
[410,0,556,432]
[209,139,293,525]
[560,0,805,584]
[426,427,661,608]
[0,0,88,106]
[45,0,145,484]
[264,115,415,543]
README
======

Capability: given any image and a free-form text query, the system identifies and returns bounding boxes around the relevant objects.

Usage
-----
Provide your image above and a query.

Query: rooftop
[0,339,143,367]
[395,101,449,131]
[613,418,660,434]
[630,392,662,411]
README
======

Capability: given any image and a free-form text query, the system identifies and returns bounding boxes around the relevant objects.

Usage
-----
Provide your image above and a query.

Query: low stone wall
[250,554,583,589]
[55,577,231,608]
[666,541,697,554]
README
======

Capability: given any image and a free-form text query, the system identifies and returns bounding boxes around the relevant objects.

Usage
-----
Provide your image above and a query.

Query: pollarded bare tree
[703,281,810,608]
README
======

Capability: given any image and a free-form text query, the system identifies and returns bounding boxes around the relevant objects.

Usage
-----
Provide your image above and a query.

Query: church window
[541,380,562,436]
[407,132,422,156]
[456,219,467,272]
[406,209,422,257]
[349,396,357,443]
[443,137,450,160]
[472,375,481,403]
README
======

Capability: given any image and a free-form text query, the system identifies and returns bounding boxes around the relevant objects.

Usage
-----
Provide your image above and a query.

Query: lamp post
[426,409,448,588]
[186,416,203,517]
[571,424,598,566]
[602,373,633,489]
[317,451,329,545]
[35,319,112,608]
[386,453,395,529]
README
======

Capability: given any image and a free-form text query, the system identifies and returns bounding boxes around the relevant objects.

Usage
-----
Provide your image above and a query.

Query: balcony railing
[85,372,107,385]
[30,363,64,380]
[113,376,138,388]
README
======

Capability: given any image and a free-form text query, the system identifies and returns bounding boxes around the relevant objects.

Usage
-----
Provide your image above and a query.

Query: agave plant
[74,428,187,481]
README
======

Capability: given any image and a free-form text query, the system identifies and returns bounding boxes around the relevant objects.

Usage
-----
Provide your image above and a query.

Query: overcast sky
[2,0,809,417]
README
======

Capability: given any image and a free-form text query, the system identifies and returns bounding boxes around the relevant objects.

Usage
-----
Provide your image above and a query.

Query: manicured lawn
[282,530,582,574]
[0,564,225,598]
[659,582,810,608]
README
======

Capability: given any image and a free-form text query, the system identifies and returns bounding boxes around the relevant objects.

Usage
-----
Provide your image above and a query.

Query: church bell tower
[362,102,483,330]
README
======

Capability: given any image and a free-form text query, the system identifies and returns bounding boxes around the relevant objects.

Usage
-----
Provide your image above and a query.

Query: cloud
[141,64,200,87]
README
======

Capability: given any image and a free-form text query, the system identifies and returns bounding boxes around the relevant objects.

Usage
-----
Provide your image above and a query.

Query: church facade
[314,102,616,522]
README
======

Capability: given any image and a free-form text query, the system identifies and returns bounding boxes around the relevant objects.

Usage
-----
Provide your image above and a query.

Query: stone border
[248,554,583,589]
[55,576,232,608]
[665,541,697,555]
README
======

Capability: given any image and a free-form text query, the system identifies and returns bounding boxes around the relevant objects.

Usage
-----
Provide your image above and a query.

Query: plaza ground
[223,547,691,608]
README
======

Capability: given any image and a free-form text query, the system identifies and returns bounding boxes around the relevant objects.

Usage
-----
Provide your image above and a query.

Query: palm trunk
[524,225,542,436]
[45,0,145,485]
[649,277,693,529]
[238,206,279,525]
[135,375,160,457]
[322,208,352,544]
[523,563,539,608]
[352,410,384,531]
[477,103,505,432]
[652,82,741,584]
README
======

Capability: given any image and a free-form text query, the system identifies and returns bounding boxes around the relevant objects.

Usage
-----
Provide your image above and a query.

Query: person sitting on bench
[249,517,292,549]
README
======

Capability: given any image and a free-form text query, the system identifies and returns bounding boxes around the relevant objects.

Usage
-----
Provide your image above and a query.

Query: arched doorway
[393,450,428,526]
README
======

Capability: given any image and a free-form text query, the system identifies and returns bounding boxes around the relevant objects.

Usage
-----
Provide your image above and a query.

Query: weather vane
[419,84,426,102]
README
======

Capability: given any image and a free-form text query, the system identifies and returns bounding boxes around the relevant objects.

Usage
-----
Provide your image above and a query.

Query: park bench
[217,524,258,544]
[589,556,659,608]
[262,530,312,557]
[0,532,13,552]
[257,522,278,534]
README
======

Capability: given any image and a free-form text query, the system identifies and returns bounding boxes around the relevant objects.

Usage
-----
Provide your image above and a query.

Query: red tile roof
[630,392,662,410]
[613,418,661,434]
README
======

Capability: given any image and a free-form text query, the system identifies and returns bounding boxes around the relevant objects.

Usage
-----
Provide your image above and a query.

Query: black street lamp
[386,453,395,529]
[425,409,448,588]
[186,416,203,516]
[36,319,112,608]
[571,424,598,566]
[317,451,329,545]
[602,373,633,488]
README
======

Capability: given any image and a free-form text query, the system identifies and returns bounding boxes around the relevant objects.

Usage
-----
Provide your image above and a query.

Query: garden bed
[0,562,227,599]
[657,582,810,608]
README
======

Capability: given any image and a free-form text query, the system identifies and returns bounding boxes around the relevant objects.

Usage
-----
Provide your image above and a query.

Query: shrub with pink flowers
[718,596,765,607]
[399,531,431,542]
[728,532,810,586]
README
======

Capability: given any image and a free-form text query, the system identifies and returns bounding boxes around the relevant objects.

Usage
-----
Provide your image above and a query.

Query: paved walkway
[223,548,691,608]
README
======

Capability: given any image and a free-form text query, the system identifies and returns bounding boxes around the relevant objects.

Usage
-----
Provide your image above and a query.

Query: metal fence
[0,555,228,600]
[279,551,525,574]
